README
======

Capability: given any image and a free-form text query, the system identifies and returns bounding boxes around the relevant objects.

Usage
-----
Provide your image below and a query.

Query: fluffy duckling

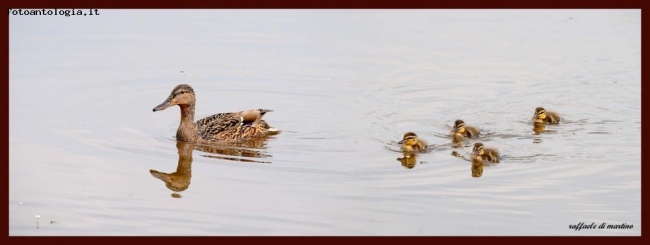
[398,132,428,152]
[472,142,500,163]
[533,107,560,125]
[452,119,480,140]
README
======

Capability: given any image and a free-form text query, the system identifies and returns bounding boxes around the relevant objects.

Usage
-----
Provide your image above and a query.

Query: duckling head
[453,119,466,133]
[153,84,196,112]
[534,107,547,121]
[398,132,419,146]
[472,142,485,156]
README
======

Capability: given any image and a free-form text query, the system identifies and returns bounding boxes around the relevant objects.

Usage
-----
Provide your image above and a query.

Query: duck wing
[195,109,273,140]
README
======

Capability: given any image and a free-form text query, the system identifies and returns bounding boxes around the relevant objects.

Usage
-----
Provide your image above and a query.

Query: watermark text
[569,222,634,231]
[8,8,100,17]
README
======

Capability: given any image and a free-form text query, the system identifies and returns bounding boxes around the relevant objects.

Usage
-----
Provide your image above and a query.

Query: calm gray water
[9,9,640,236]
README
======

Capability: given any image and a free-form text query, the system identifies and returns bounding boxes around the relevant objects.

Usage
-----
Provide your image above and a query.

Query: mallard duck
[472,142,500,163]
[452,119,480,141]
[533,107,560,125]
[398,132,428,152]
[153,84,279,143]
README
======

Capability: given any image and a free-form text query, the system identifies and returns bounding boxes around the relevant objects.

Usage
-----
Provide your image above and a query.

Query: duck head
[398,132,419,146]
[472,142,485,156]
[153,84,196,112]
[453,119,466,133]
[533,107,547,121]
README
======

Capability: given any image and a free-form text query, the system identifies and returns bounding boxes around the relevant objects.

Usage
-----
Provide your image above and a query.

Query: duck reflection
[471,159,484,178]
[150,141,194,198]
[397,152,418,169]
[194,136,273,163]
[150,137,274,198]
[533,122,546,135]
[533,120,559,140]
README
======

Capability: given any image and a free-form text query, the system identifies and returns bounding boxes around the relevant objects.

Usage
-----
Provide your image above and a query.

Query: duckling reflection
[451,151,486,178]
[533,121,546,134]
[452,119,480,143]
[397,152,418,169]
[150,141,194,198]
[397,132,428,152]
[471,160,483,178]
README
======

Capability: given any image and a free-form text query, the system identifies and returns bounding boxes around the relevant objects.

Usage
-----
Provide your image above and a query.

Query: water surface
[9,9,640,235]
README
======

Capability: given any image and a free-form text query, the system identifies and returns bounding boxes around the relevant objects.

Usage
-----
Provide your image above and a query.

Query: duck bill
[397,139,404,144]
[153,99,173,112]
[149,169,170,182]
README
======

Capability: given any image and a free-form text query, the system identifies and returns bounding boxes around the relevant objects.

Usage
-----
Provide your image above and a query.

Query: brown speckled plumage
[153,84,278,143]
[398,132,428,152]
[472,142,500,163]
[452,119,480,141]
[533,107,560,125]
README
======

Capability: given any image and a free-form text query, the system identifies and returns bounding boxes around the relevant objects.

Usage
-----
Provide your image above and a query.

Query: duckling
[398,132,428,152]
[472,142,500,163]
[452,119,480,142]
[153,84,279,143]
[533,107,560,125]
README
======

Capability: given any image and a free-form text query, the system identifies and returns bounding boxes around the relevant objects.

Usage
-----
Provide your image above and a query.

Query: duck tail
[257,110,279,134]
[259,109,274,115]
[253,109,273,123]
[267,127,282,134]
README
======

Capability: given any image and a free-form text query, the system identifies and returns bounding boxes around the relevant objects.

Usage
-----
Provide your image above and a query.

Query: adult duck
[153,84,279,143]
